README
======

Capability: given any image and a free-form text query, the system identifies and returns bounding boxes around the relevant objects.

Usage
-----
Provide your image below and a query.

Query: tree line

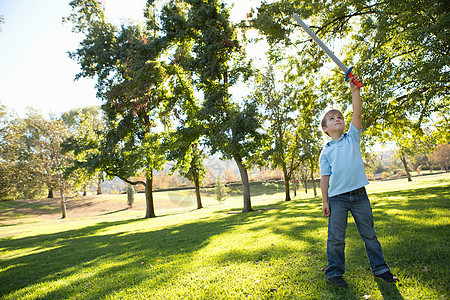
[0,0,448,218]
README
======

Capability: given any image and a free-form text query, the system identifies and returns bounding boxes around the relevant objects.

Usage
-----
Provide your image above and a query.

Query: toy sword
[293,13,362,88]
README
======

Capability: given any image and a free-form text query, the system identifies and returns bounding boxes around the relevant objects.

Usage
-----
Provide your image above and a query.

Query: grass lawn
[0,173,449,299]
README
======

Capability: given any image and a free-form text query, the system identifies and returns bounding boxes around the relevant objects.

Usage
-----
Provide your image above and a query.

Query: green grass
[1,173,449,299]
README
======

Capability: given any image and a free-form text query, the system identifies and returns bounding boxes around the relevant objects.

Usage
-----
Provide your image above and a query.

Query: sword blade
[293,13,348,73]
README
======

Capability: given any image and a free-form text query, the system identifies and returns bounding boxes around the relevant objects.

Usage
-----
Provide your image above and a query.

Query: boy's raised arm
[351,76,362,130]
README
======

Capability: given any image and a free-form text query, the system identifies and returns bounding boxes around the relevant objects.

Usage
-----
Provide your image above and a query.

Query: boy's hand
[350,75,362,93]
[350,75,362,130]
[322,202,330,217]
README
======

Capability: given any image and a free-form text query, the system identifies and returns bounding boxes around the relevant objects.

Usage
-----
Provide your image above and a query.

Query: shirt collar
[325,132,347,147]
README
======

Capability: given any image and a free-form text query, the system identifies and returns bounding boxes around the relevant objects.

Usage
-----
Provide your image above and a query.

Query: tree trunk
[400,152,412,182]
[97,177,102,195]
[234,155,253,212]
[60,185,67,219]
[283,166,291,201]
[47,187,54,199]
[292,174,297,197]
[193,176,203,209]
[310,161,317,196]
[83,184,87,196]
[60,198,67,219]
[145,172,156,218]
[311,172,317,197]
[303,179,308,194]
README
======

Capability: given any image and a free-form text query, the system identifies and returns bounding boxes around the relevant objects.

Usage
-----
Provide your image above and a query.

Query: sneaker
[374,271,399,283]
[327,276,348,288]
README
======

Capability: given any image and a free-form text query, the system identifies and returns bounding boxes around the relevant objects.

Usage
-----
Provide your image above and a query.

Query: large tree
[252,0,449,153]
[254,65,302,201]
[159,0,262,212]
[294,96,323,197]
[0,109,74,216]
[66,0,191,218]
[23,111,73,201]
[250,39,325,198]
[162,77,207,210]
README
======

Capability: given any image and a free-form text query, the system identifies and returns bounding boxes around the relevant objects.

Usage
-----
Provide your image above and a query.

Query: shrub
[397,170,406,177]
[382,172,390,179]
[214,178,227,203]
[127,185,135,207]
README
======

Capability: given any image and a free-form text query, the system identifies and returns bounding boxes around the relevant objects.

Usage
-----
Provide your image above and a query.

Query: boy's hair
[321,109,343,136]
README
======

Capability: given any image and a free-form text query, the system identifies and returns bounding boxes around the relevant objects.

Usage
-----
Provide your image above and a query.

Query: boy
[319,76,399,288]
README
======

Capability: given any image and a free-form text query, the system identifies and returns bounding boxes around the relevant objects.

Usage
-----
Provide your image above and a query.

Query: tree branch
[107,173,146,186]
[313,2,385,35]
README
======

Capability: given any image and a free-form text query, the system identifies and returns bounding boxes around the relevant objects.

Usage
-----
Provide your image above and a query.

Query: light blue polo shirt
[319,123,369,198]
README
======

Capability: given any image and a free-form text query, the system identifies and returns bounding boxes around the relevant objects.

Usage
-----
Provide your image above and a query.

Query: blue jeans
[325,187,390,279]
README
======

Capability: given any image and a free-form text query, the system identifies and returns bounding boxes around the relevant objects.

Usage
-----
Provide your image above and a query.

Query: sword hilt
[345,67,363,88]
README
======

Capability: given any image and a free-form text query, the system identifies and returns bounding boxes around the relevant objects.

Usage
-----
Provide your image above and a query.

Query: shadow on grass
[375,279,404,300]
[2,209,282,299]
[322,284,360,300]
[100,207,130,215]
[0,200,60,221]
[0,184,448,299]
[0,218,206,298]
[344,185,449,298]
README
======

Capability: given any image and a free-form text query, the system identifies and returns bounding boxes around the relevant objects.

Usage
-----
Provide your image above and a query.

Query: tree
[30,110,73,199]
[387,124,416,181]
[295,161,310,194]
[350,0,449,134]
[388,155,403,174]
[293,83,323,197]
[61,106,105,195]
[430,144,450,172]
[0,108,75,216]
[223,168,238,184]
[161,51,207,210]
[66,0,193,218]
[433,111,450,145]
[183,144,206,209]
[408,126,444,173]
[23,111,75,217]
[363,153,387,178]
[253,65,300,201]
[166,140,207,210]
[251,1,449,173]
[253,0,449,127]
[0,107,29,200]
[160,0,262,212]
[204,166,216,186]
[381,120,441,181]
[0,113,44,200]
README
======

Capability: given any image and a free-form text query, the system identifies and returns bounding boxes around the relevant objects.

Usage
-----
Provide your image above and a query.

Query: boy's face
[322,112,345,136]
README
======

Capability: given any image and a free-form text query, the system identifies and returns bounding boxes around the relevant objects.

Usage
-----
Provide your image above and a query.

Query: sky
[0,0,263,117]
